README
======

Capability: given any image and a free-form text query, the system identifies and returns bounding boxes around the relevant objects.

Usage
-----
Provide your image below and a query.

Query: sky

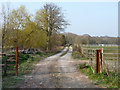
[1,1,118,37]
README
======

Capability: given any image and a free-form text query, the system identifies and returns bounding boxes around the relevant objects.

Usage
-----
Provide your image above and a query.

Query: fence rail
[80,44,118,47]
[81,46,119,75]
[1,47,18,76]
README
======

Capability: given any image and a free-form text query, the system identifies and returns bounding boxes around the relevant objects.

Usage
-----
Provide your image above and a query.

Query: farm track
[17,47,99,88]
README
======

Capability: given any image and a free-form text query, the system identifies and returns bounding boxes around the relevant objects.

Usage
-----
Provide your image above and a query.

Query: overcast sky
[2,1,118,37]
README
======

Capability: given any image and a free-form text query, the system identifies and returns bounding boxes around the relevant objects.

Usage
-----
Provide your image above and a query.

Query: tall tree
[8,5,33,49]
[35,3,69,50]
[8,5,31,30]
[23,22,48,50]
[1,4,11,53]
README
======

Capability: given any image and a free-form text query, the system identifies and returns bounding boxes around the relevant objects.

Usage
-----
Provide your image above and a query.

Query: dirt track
[19,47,99,88]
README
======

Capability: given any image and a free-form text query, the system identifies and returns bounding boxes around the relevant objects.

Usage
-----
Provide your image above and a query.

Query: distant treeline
[65,33,118,45]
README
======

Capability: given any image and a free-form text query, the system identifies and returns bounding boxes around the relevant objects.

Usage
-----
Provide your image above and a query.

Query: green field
[81,45,118,61]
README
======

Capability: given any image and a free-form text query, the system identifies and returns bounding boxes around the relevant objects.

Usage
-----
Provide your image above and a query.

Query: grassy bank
[2,47,64,88]
[78,63,119,88]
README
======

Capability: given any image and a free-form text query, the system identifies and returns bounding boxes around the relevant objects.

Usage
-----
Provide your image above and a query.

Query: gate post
[16,46,18,76]
[4,54,7,76]
[100,48,103,72]
[96,50,101,73]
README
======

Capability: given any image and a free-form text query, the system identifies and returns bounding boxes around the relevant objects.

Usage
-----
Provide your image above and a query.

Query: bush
[73,45,82,53]
[18,58,33,75]
[35,51,43,56]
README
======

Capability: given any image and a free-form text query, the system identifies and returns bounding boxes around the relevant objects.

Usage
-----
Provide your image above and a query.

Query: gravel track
[19,46,99,88]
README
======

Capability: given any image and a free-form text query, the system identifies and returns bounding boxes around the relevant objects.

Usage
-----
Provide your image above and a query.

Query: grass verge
[78,63,119,88]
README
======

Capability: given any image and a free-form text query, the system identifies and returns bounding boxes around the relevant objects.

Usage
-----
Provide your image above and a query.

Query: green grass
[78,64,119,88]
[2,76,23,88]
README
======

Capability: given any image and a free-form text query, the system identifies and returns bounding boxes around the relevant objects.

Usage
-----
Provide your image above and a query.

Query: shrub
[36,51,43,56]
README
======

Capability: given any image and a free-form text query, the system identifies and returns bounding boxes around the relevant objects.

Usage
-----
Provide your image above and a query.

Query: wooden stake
[96,50,101,73]
[4,54,7,76]
[16,46,18,76]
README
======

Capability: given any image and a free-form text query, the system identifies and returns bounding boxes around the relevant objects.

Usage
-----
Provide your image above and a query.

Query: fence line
[0,47,18,76]
[81,46,119,74]
[80,44,118,47]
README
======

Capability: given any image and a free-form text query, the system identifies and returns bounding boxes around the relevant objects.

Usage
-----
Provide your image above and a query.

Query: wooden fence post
[4,54,7,76]
[100,48,103,72]
[16,46,18,76]
[96,50,101,73]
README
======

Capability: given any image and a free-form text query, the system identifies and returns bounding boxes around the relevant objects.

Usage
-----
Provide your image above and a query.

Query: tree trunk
[2,30,5,54]
[2,39,4,53]
[47,35,51,51]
